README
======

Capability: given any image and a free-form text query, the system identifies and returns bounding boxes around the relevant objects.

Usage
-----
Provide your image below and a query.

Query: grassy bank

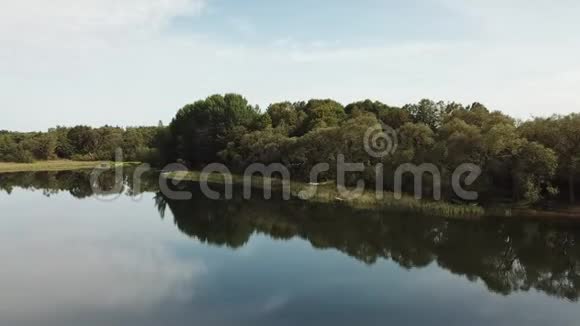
[164,171,485,219]
[0,160,123,173]
[508,206,580,220]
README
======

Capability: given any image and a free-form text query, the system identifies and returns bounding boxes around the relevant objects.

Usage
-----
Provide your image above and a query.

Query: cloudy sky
[1,0,579,131]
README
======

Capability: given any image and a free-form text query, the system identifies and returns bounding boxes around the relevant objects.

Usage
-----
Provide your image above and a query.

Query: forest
[0,125,162,163]
[1,93,579,206]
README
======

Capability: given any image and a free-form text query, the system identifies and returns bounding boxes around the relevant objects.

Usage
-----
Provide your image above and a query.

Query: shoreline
[163,170,486,219]
[0,160,132,173]
[510,207,580,220]
[2,165,577,220]
[164,171,580,220]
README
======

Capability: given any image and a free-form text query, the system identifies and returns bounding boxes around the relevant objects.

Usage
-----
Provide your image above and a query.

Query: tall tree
[169,94,261,166]
[520,115,580,203]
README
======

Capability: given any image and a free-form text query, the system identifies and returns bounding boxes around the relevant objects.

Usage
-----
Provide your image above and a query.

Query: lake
[1,170,580,326]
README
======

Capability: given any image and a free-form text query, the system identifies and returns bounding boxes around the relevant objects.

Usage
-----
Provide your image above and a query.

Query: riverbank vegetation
[0,125,162,164]
[0,161,139,173]
[165,170,485,219]
[160,94,579,208]
[0,160,111,173]
[2,93,579,209]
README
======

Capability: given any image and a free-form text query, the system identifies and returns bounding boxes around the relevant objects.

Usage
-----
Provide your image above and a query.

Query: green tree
[403,99,444,131]
[267,102,300,135]
[169,94,261,165]
[513,141,558,203]
[345,100,411,129]
[520,115,580,203]
[67,126,98,158]
[296,99,346,135]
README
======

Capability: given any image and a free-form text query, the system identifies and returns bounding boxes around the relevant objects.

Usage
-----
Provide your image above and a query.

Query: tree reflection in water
[161,187,580,302]
[2,170,580,301]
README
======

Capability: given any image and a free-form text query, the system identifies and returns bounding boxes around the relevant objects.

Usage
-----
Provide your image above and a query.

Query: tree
[122,128,145,161]
[438,118,483,166]
[295,99,346,135]
[66,126,98,158]
[513,141,558,203]
[520,115,580,203]
[169,94,262,166]
[345,100,411,129]
[267,102,300,135]
[445,102,515,132]
[54,127,73,158]
[220,128,294,168]
[403,99,444,131]
[31,131,57,160]
[94,126,123,160]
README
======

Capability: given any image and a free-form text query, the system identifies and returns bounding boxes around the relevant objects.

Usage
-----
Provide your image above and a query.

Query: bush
[13,148,34,163]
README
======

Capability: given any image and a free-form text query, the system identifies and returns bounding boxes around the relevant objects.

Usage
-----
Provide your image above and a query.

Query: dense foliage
[164,94,578,205]
[0,125,163,164]
[2,93,579,205]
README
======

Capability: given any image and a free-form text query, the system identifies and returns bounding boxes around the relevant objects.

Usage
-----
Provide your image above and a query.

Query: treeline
[0,125,163,163]
[2,93,579,205]
[161,94,580,205]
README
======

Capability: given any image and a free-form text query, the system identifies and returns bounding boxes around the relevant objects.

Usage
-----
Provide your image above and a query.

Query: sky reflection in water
[0,170,579,326]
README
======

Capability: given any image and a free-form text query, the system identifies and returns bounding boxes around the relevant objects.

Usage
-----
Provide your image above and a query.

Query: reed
[0,160,114,173]
[164,171,485,219]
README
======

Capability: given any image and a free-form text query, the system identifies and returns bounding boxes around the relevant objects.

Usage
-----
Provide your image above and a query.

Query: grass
[164,170,486,219]
[0,160,128,173]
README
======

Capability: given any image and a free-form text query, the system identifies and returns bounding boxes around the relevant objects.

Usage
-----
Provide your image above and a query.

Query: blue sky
[1,0,579,131]
[172,0,474,44]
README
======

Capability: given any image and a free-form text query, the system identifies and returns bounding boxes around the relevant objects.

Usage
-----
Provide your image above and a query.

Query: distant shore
[0,160,121,173]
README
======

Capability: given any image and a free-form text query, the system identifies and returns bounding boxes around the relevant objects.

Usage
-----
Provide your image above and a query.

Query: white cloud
[0,0,206,46]
[0,0,579,130]
[439,0,580,42]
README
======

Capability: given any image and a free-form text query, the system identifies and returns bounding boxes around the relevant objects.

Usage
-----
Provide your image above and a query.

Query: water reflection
[1,234,205,316]
[0,170,97,198]
[3,169,580,303]
[0,169,158,198]
[159,189,580,302]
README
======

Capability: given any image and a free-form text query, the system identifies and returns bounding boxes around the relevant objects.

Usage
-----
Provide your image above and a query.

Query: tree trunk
[570,173,576,204]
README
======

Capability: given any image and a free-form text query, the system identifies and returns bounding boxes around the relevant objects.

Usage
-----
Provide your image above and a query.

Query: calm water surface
[1,170,580,326]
